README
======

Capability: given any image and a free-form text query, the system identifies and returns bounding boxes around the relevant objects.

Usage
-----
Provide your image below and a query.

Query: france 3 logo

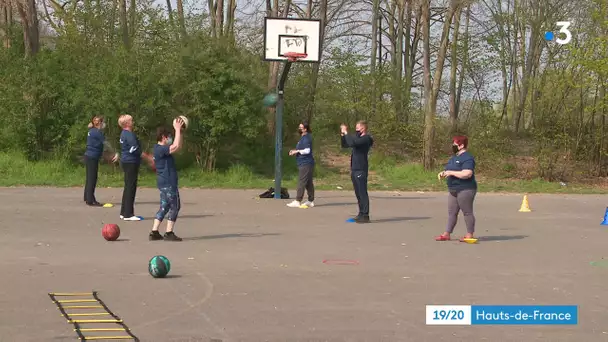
[544,22,572,45]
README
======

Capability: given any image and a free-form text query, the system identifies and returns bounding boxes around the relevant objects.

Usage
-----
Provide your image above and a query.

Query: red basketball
[102,224,120,241]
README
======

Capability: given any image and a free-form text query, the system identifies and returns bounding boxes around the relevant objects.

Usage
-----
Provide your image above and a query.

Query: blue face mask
[166,137,173,145]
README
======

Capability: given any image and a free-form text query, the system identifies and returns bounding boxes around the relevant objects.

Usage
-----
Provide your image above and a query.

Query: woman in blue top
[287,121,315,208]
[83,115,117,206]
[118,114,143,221]
[436,135,477,242]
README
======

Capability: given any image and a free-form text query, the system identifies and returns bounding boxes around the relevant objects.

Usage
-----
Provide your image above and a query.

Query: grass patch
[0,152,605,194]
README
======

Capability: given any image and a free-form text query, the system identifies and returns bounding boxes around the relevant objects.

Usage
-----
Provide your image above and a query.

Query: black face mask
[356,130,362,137]
[452,145,459,154]
[298,129,303,134]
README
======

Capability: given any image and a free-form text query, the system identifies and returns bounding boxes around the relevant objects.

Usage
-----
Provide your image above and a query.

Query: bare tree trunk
[448,6,462,134]
[401,0,412,122]
[209,0,217,37]
[377,11,382,73]
[119,0,129,48]
[109,0,117,43]
[388,1,396,77]
[128,0,135,39]
[393,0,405,122]
[177,0,186,38]
[421,0,433,169]
[403,4,421,121]
[422,1,456,170]
[16,0,39,56]
[0,0,11,48]
[370,0,380,115]
[509,0,519,129]
[455,5,470,123]
[215,0,224,38]
[27,0,38,55]
[514,0,544,133]
[224,0,237,39]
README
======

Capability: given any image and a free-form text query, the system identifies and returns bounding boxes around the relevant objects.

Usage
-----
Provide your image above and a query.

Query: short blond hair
[118,114,132,128]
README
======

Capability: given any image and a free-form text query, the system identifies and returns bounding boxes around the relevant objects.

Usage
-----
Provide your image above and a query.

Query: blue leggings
[155,187,181,222]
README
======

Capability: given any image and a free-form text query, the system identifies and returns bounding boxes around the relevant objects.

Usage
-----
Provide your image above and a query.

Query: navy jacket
[341,133,374,172]
[295,134,314,167]
[85,128,104,159]
[120,130,142,164]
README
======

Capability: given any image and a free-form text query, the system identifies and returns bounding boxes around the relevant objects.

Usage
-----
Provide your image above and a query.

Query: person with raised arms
[149,118,185,241]
[341,120,374,223]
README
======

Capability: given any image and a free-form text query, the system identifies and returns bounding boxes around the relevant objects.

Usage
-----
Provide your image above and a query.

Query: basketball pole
[274,60,293,199]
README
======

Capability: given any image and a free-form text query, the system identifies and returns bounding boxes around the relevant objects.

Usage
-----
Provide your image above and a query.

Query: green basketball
[148,255,171,278]
[263,93,279,107]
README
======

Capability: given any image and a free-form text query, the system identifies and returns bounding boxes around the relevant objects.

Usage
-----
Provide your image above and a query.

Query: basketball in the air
[263,93,279,107]
[148,255,171,278]
[173,115,188,130]
[102,224,120,241]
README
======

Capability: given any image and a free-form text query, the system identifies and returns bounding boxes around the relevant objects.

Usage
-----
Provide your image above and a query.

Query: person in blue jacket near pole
[286,120,315,208]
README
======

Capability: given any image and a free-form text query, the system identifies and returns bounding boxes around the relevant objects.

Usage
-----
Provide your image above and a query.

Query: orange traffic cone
[519,194,531,212]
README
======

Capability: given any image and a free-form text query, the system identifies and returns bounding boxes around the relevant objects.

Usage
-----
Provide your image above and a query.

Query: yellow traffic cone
[519,194,532,212]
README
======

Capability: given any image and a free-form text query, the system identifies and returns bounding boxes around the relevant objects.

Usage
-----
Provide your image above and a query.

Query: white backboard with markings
[264,17,322,63]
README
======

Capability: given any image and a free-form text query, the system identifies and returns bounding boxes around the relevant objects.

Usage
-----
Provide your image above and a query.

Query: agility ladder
[48,291,139,341]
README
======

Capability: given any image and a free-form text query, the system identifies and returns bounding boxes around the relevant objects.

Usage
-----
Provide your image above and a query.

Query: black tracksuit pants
[84,156,100,204]
[351,170,369,216]
[120,162,140,218]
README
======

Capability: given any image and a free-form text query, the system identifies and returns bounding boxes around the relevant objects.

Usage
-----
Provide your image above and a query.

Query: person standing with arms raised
[149,118,185,241]
[118,114,142,221]
[286,120,315,208]
[341,121,374,223]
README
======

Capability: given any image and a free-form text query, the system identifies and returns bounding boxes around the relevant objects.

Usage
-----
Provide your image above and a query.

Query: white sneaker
[286,200,301,208]
[119,215,124,220]
[301,201,314,208]
[123,216,143,221]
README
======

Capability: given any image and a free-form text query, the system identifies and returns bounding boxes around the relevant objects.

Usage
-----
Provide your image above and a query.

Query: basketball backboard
[264,17,322,63]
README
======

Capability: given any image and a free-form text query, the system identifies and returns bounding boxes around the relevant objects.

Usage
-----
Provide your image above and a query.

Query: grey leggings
[446,189,476,234]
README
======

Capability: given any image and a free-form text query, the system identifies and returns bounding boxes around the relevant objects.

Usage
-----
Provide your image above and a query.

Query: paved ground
[0,187,607,342]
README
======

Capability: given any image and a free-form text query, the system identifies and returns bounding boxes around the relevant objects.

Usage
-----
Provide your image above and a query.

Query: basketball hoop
[283,52,308,62]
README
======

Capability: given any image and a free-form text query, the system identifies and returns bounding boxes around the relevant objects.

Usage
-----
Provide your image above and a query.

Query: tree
[421,0,459,170]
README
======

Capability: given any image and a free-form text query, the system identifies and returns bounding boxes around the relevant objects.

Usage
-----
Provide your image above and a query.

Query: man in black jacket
[341,121,374,223]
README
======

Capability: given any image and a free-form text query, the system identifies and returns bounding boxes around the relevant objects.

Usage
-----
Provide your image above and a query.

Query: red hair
[452,135,468,148]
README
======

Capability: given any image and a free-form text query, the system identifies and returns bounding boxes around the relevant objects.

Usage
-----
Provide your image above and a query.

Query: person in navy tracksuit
[118,114,142,221]
[341,120,374,223]
[84,115,117,206]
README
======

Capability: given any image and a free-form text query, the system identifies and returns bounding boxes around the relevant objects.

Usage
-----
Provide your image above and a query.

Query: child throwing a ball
[149,117,185,241]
